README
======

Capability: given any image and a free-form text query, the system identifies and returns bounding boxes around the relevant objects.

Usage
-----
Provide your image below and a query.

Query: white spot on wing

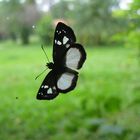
[41,85,44,88]
[55,40,57,44]
[47,88,53,94]
[66,44,70,48]
[66,48,81,69]
[63,36,69,44]
[62,30,66,33]
[57,73,74,90]
[53,86,56,90]
[44,85,48,89]
[40,92,43,95]
[57,40,62,45]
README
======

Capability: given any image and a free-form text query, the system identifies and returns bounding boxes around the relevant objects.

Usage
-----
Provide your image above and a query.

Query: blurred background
[0,0,140,139]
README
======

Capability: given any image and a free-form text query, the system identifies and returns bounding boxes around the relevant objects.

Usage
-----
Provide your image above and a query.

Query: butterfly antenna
[35,68,48,80]
[41,45,50,63]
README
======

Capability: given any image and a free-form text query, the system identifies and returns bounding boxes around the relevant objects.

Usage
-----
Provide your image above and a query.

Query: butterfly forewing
[53,22,76,63]
[37,71,59,100]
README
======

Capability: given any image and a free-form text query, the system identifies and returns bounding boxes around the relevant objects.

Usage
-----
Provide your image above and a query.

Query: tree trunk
[21,27,30,45]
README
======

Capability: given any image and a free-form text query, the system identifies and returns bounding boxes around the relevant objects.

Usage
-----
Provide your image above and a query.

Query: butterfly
[36,22,86,100]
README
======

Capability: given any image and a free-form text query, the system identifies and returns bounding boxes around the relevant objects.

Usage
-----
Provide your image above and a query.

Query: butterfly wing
[36,71,59,100]
[56,70,78,93]
[55,44,86,93]
[52,23,86,93]
[64,43,86,70]
[53,22,76,63]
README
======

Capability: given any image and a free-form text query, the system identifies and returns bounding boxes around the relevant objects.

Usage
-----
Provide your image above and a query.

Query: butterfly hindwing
[53,22,76,63]
[56,70,78,93]
[37,71,59,100]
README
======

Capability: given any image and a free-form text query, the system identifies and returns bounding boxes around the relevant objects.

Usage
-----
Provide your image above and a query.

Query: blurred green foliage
[36,15,54,45]
[0,0,40,44]
[71,0,122,45]
[51,0,72,19]
[0,41,140,140]
[0,0,139,47]
[0,0,140,139]
[124,0,140,49]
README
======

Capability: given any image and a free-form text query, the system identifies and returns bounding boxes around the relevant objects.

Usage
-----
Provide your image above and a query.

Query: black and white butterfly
[36,22,86,100]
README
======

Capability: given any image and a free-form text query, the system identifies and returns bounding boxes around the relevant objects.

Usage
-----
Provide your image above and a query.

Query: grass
[0,41,140,140]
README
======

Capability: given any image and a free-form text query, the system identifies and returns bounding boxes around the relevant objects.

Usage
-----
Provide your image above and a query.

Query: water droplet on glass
[6,17,10,20]
[32,25,35,29]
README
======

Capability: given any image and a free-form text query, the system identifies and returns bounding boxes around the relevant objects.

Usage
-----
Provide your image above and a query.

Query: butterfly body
[37,22,86,100]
